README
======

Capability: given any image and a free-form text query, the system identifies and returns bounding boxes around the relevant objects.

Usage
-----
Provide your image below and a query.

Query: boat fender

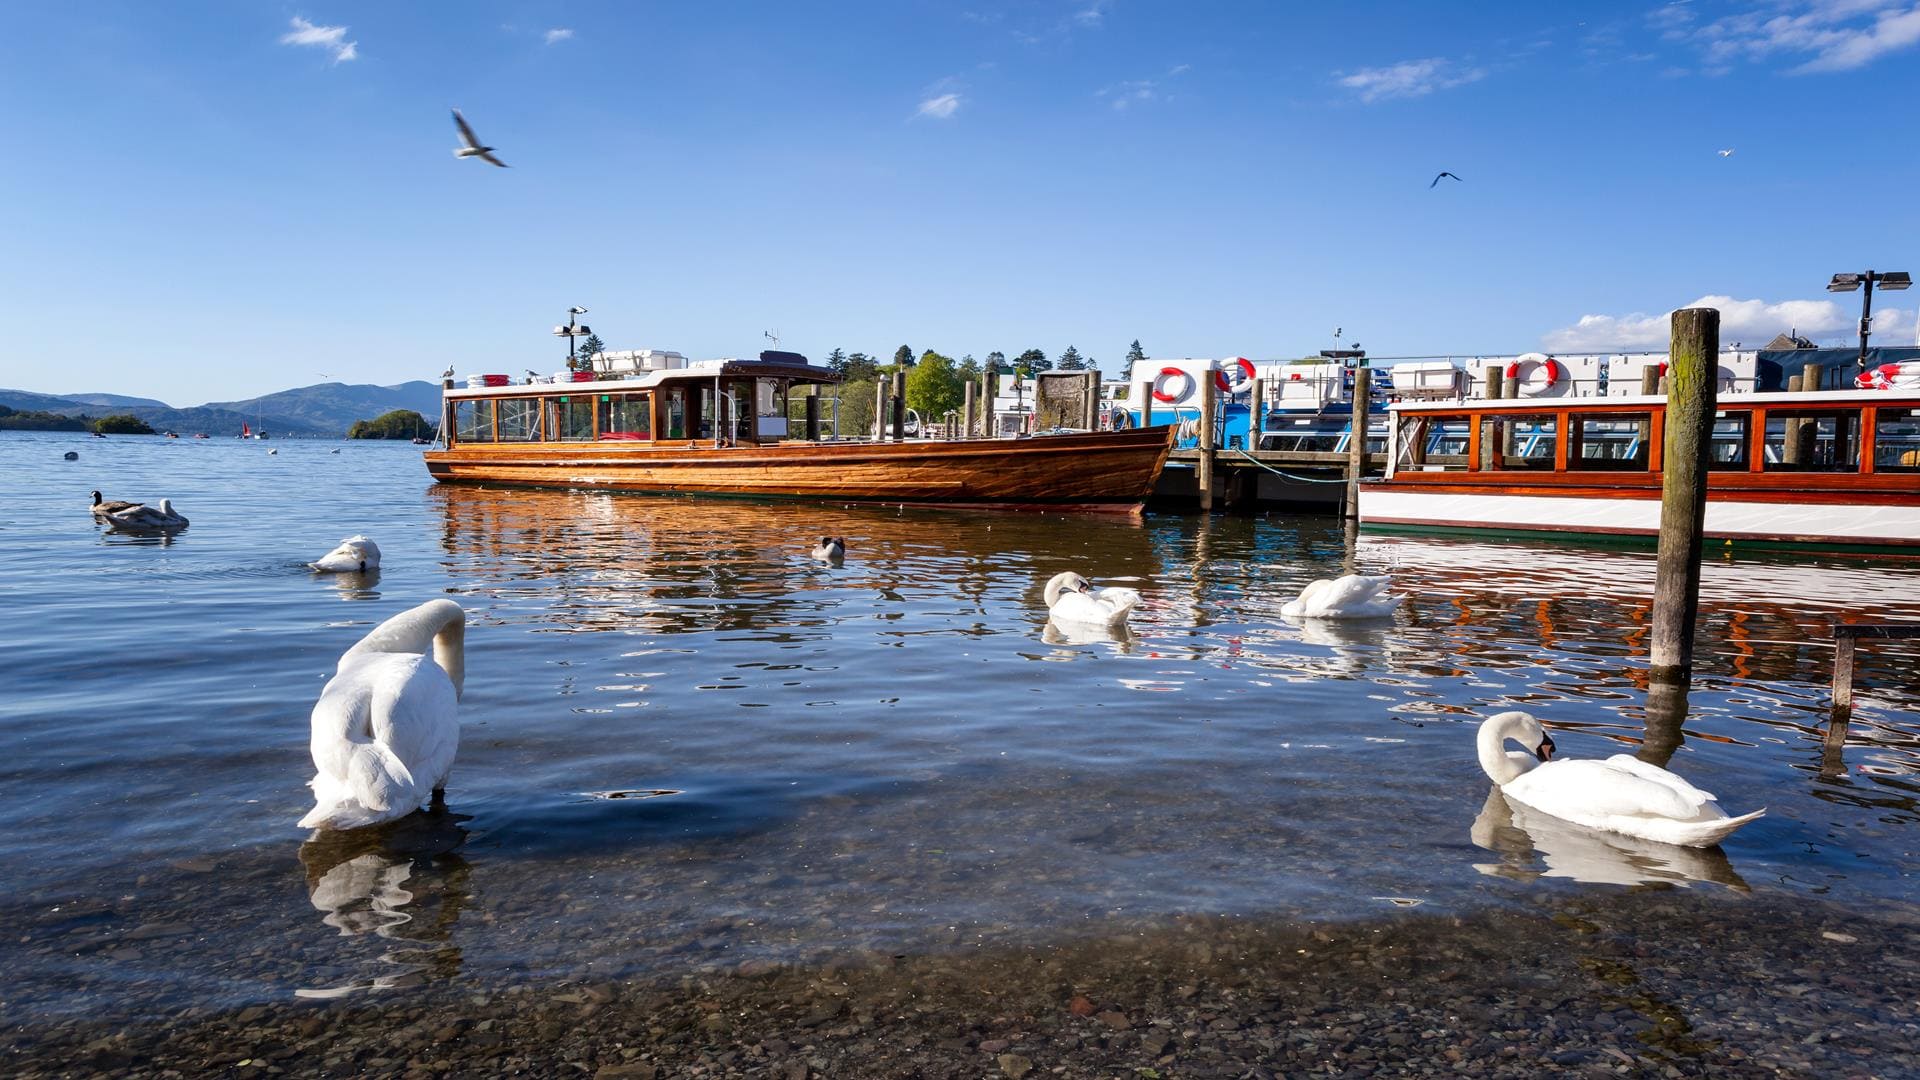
[1856,361,1920,390]
[1152,367,1195,404]
[1505,353,1561,396]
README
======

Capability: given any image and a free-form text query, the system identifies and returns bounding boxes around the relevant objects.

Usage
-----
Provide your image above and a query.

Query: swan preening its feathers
[311,535,382,573]
[810,536,846,561]
[1044,571,1141,628]
[1282,575,1401,619]
[104,498,189,532]
[300,600,467,831]
[1477,711,1763,848]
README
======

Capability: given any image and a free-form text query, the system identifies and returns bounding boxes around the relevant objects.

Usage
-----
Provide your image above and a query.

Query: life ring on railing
[1107,405,1132,430]
[1221,356,1257,390]
[1153,367,1196,403]
[1857,361,1920,390]
[1505,352,1562,396]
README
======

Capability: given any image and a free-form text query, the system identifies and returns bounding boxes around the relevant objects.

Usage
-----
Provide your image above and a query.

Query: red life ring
[1858,361,1920,390]
[1221,356,1257,389]
[1152,367,1195,403]
[1505,354,1562,396]
[1213,369,1232,392]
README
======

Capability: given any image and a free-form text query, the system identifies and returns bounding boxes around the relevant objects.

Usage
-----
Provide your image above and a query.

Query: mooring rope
[1230,446,1351,483]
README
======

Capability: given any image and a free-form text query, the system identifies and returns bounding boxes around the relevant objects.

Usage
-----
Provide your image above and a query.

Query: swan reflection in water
[1470,787,1750,891]
[314,567,381,600]
[294,803,473,998]
[1042,618,1139,653]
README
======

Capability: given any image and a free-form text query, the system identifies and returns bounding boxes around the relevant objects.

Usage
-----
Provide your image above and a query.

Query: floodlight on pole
[1827,270,1910,367]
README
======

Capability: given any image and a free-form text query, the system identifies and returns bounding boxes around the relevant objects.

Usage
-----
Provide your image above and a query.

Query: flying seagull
[1430,171,1463,188]
[451,109,508,168]
[1717,148,1735,157]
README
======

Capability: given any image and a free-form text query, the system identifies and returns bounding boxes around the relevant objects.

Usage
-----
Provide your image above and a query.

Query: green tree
[956,353,981,381]
[573,333,606,372]
[906,350,963,421]
[830,378,876,437]
[825,347,847,374]
[0,404,87,431]
[93,413,155,435]
[1057,345,1086,370]
[893,344,915,368]
[1126,340,1147,367]
[347,409,434,439]
[842,351,878,382]
[985,350,1008,373]
[1014,348,1049,376]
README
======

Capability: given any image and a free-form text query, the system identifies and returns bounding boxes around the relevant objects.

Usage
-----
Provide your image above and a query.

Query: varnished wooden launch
[425,355,1172,513]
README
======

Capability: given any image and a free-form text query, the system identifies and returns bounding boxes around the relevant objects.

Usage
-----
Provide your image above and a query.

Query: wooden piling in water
[962,382,976,438]
[982,369,997,437]
[1649,308,1718,684]
[874,380,889,442]
[1484,366,1504,400]
[1826,624,1920,766]
[804,389,821,441]
[1197,379,1217,511]
[1345,367,1371,518]
[1248,378,1265,449]
[1640,367,1661,396]
[891,370,907,441]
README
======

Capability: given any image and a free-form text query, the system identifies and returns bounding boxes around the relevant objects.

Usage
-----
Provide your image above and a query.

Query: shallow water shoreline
[8,891,1915,1079]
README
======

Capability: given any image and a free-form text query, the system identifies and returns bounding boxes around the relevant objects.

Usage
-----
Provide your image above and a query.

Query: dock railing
[1827,623,1920,764]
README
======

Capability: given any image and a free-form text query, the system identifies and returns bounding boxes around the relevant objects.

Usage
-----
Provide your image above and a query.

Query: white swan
[1043,571,1141,628]
[311,535,382,573]
[300,599,466,831]
[1476,711,1763,848]
[810,536,846,561]
[105,498,188,531]
[1281,575,1400,618]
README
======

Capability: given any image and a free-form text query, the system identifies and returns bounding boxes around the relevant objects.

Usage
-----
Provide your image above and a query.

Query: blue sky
[3,1,1919,404]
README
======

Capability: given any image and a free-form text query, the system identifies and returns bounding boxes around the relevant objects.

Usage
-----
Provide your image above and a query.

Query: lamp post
[553,305,592,371]
[1827,271,1910,368]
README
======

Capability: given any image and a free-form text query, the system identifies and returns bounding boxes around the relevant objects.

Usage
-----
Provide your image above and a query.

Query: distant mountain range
[0,381,442,437]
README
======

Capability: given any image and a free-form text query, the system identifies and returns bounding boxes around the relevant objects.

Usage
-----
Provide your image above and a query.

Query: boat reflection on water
[294,804,473,999]
[430,484,1162,637]
[1469,787,1749,892]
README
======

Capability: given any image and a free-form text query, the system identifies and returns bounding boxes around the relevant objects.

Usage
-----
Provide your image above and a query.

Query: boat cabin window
[663,388,688,440]
[497,398,540,441]
[454,399,493,442]
[755,378,788,440]
[597,393,652,440]
[1874,408,1920,472]
[1569,413,1651,471]
[1709,412,1751,470]
[1486,413,1557,470]
[1394,414,1472,470]
[550,396,594,441]
[1762,410,1860,472]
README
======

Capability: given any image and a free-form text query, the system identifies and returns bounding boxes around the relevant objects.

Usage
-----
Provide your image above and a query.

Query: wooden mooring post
[804,388,821,440]
[891,370,907,441]
[962,382,976,438]
[874,380,889,441]
[1196,378,1217,511]
[1483,365,1503,400]
[1649,308,1718,685]
[1827,624,1920,764]
[1343,367,1371,518]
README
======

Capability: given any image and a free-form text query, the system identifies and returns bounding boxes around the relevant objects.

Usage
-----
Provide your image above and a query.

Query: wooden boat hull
[423,427,1175,513]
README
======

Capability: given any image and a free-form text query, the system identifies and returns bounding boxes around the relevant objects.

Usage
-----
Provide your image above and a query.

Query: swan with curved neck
[1044,571,1141,628]
[1477,711,1763,848]
[311,535,382,573]
[1282,575,1400,619]
[104,498,187,531]
[300,600,466,830]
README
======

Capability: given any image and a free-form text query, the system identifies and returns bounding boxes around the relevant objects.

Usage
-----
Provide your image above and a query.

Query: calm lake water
[4,429,1919,1019]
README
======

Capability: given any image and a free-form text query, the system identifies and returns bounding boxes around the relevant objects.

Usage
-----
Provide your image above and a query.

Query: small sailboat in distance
[240,421,251,440]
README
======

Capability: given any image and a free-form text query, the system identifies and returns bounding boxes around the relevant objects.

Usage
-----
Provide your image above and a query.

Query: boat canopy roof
[1757,346,1920,390]
[447,353,840,398]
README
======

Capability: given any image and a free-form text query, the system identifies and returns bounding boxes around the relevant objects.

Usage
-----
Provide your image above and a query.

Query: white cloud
[1074,1,1112,27]
[1335,58,1485,103]
[1542,293,1913,351]
[915,93,962,120]
[544,28,574,45]
[1693,1,1920,74]
[1098,64,1187,110]
[280,16,357,63]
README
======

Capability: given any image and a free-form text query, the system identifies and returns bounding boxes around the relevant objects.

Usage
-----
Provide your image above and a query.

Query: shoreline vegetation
[0,406,155,434]
[347,409,433,440]
[5,890,1913,1077]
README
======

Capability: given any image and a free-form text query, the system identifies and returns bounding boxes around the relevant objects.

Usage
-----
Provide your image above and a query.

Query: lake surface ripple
[3,431,1918,1017]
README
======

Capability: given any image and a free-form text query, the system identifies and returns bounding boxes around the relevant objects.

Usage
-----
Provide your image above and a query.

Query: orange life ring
[1152,367,1195,403]
[1505,354,1562,396]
